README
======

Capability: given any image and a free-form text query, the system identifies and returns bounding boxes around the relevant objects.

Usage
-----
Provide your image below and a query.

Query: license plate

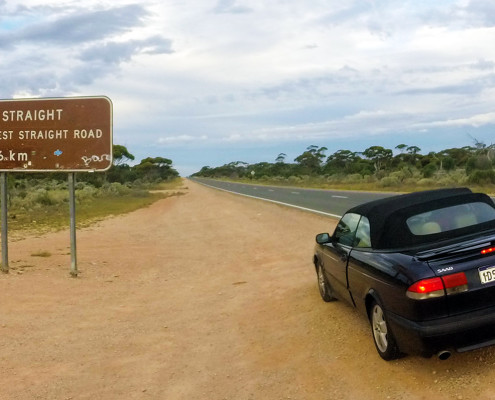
[479,266,495,284]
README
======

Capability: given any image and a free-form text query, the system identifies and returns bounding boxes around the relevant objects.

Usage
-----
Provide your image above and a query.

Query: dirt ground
[1,180,495,399]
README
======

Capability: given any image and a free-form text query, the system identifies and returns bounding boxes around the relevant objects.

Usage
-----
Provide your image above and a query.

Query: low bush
[379,176,400,187]
[469,169,495,185]
[343,174,363,184]
[1,177,183,232]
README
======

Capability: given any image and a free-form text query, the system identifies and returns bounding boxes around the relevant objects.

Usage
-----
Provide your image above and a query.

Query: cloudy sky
[1,0,495,175]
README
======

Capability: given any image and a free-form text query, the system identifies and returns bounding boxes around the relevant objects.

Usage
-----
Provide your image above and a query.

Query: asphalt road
[190,177,394,218]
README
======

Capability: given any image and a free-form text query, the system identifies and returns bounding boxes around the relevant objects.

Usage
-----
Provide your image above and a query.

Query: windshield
[406,202,495,236]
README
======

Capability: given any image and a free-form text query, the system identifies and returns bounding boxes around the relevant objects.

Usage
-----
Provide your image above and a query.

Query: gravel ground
[1,180,495,399]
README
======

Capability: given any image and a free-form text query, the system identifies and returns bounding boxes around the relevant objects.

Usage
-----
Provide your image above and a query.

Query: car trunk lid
[417,235,495,316]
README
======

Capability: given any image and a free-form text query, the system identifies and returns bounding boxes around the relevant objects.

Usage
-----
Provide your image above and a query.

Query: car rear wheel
[370,300,401,361]
[317,264,336,302]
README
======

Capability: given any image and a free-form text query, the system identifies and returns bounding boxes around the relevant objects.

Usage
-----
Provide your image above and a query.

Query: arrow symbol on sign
[54,149,63,157]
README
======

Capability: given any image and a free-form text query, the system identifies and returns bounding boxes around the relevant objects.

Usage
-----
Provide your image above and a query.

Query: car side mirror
[316,233,332,245]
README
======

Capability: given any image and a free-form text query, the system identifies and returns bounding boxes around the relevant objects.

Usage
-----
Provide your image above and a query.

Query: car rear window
[406,202,495,236]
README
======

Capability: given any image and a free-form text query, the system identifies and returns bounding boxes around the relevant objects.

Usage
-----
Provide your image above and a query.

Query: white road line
[291,191,300,195]
[195,181,342,219]
[332,195,348,199]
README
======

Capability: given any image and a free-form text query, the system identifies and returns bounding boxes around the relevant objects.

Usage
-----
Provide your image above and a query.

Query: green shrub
[469,169,495,185]
[422,163,437,178]
[435,170,468,186]
[34,189,57,206]
[388,170,407,182]
[101,182,131,196]
[76,185,99,202]
[342,174,362,183]
[287,176,302,184]
[379,176,400,187]
[417,178,435,187]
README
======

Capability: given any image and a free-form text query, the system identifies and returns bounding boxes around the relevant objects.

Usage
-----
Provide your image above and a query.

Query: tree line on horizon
[97,144,179,186]
[193,140,495,187]
[1,145,180,230]
[9,144,180,187]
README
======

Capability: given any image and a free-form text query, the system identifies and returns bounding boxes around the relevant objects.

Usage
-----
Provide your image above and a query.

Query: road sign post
[0,96,112,276]
[68,173,77,277]
[1,173,8,273]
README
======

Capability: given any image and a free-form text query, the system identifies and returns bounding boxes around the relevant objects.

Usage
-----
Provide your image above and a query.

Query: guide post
[0,96,113,276]
[1,173,8,273]
[69,173,77,277]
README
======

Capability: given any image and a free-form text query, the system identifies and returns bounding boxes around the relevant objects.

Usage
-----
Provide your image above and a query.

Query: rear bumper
[387,305,495,356]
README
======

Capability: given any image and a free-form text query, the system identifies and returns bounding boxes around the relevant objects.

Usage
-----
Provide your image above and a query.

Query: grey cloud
[0,3,175,97]
[317,2,396,38]
[461,0,495,27]
[213,0,253,14]
[471,59,495,71]
[0,67,59,97]
[395,74,495,97]
[4,4,149,46]
[80,36,173,64]
[424,0,495,28]
[255,68,369,102]
[319,3,372,26]
[249,60,495,109]
[140,36,174,55]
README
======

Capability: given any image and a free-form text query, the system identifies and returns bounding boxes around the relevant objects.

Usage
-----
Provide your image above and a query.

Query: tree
[294,145,328,174]
[422,163,437,178]
[406,146,421,155]
[394,144,408,164]
[325,149,360,173]
[134,157,179,181]
[470,136,495,162]
[96,144,137,184]
[196,166,212,177]
[442,157,456,171]
[439,147,472,167]
[275,153,287,164]
[113,145,135,166]
[362,146,393,172]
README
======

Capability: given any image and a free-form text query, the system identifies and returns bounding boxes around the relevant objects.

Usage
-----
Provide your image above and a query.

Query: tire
[316,264,336,302]
[370,300,401,361]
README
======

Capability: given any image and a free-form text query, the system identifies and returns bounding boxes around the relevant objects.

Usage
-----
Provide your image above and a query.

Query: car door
[320,213,361,303]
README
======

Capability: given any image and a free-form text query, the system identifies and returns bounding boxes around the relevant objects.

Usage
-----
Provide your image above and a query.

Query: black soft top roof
[347,188,495,249]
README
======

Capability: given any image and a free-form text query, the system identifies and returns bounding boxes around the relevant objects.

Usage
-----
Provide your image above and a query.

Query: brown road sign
[0,96,113,172]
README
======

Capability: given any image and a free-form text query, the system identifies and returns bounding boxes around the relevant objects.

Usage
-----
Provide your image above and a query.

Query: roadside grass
[152,179,185,191]
[3,178,185,234]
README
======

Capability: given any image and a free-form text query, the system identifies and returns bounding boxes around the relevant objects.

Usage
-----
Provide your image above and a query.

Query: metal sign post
[1,173,8,273]
[68,173,77,277]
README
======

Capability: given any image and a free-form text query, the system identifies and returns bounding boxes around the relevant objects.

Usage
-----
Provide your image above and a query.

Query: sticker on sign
[0,96,113,172]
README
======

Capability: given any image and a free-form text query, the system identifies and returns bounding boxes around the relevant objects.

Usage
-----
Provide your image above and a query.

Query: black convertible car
[313,188,495,360]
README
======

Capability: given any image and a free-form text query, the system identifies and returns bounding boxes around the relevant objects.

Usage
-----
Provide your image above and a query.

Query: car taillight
[407,277,444,299]
[407,272,468,300]
[481,247,495,255]
[442,272,468,294]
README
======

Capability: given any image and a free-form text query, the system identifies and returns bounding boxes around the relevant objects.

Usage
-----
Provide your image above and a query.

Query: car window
[406,202,495,236]
[354,216,371,248]
[334,213,361,246]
